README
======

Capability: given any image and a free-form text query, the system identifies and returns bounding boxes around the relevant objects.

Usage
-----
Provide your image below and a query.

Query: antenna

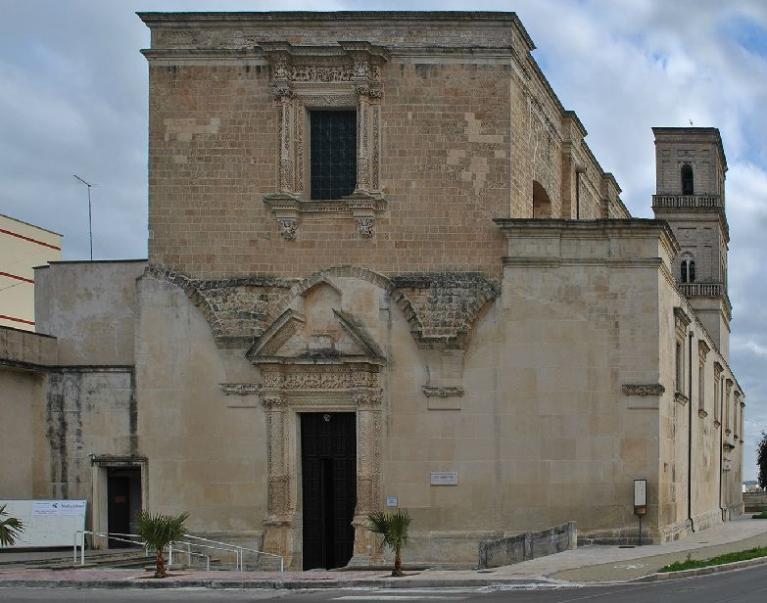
[73,174,94,261]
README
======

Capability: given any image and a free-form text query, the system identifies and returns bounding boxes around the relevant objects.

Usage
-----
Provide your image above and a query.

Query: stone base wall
[478,522,577,569]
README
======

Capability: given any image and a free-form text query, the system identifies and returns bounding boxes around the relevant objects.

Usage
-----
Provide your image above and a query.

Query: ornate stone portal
[257,363,383,569]
[260,41,389,239]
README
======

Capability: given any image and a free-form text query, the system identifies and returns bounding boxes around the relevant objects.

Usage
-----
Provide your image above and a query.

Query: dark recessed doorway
[106,467,142,548]
[301,412,356,570]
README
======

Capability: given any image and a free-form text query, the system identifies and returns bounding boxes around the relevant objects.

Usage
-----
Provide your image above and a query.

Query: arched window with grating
[681,164,694,195]
[680,256,696,283]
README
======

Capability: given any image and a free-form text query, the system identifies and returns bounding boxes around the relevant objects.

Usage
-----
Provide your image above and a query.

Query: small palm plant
[136,510,189,578]
[368,509,411,577]
[0,505,24,547]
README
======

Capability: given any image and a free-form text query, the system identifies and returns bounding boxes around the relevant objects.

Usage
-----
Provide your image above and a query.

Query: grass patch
[660,547,767,572]
[752,511,767,519]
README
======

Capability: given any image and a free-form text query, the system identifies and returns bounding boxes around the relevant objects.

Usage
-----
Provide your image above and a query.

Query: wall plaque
[430,471,459,486]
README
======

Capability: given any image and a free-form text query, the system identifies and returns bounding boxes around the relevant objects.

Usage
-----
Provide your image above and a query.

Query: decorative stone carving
[622,384,666,397]
[261,40,389,239]
[256,360,384,568]
[277,218,298,240]
[674,392,689,406]
[391,273,500,349]
[356,217,375,238]
[143,265,294,348]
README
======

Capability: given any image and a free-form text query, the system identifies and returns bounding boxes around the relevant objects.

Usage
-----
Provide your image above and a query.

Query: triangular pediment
[246,306,384,364]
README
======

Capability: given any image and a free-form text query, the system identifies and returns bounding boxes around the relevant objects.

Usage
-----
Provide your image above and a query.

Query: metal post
[73,174,94,261]
[87,185,92,261]
[168,542,173,567]
[81,532,85,566]
[638,514,643,546]
[238,546,243,572]
[187,542,192,567]
[73,532,77,564]
[280,556,284,573]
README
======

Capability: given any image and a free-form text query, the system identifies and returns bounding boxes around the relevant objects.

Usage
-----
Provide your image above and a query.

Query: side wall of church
[657,268,743,541]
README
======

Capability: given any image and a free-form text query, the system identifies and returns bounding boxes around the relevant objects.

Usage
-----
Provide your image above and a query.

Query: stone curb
[635,554,767,582]
[0,577,556,591]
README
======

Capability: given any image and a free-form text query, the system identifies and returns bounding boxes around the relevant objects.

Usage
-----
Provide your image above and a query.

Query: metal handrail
[73,530,283,572]
[185,534,284,572]
[74,531,210,570]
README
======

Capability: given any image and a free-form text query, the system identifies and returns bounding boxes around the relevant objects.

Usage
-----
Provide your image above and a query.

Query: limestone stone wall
[35,261,147,365]
[141,12,626,279]
[657,267,742,540]
[134,273,268,545]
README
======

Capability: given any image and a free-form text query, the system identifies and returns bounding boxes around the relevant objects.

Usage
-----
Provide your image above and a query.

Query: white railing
[184,534,284,572]
[73,531,210,570]
[73,530,283,572]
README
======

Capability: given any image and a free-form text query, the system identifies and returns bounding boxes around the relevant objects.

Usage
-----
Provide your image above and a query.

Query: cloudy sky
[1,1,766,478]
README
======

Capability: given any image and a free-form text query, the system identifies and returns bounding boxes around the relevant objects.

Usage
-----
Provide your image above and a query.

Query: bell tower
[652,127,731,358]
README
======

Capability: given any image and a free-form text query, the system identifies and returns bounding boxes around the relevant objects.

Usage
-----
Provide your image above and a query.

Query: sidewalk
[1,516,766,589]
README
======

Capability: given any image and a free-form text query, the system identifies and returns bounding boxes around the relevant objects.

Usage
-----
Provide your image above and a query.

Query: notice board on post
[0,500,87,548]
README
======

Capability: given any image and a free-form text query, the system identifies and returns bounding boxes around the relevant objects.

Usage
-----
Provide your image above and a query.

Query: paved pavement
[2,564,767,602]
[1,516,766,589]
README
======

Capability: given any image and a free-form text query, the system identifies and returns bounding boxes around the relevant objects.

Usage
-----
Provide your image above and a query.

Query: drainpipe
[687,331,694,530]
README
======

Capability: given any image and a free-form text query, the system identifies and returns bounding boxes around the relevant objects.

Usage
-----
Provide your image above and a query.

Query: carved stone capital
[272,84,294,100]
[262,394,286,410]
[353,389,383,409]
[622,384,665,397]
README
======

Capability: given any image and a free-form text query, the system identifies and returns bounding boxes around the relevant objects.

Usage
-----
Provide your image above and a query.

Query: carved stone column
[350,388,384,565]
[261,394,296,567]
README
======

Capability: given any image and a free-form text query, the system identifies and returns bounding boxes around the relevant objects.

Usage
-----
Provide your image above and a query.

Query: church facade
[0,12,744,569]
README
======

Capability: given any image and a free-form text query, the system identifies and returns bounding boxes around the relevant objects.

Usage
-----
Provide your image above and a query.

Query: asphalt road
[2,564,767,602]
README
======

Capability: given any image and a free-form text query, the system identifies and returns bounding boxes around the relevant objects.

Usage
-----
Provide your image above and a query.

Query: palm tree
[368,509,411,577]
[0,505,23,547]
[136,510,189,578]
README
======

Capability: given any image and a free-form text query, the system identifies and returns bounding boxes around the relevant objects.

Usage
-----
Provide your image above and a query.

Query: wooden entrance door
[301,412,356,569]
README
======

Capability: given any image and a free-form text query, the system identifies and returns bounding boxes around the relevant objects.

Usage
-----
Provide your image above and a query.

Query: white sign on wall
[0,500,87,548]
[386,496,398,508]
[633,479,647,507]
[430,471,459,486]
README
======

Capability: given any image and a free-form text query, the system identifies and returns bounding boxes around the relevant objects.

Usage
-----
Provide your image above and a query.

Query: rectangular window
[714,377,720,422]
[698,361,705,412]
[310,110,357,200]
[675,342,683,393]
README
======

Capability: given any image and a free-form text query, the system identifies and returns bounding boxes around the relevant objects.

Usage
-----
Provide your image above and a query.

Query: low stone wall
[744,492,767,512]
[478,522,576,569]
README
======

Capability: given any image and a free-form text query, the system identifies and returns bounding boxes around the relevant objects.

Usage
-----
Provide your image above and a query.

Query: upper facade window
[310,111,357,200]
[261,41,388,240]
[681,164,694,195]
[681,257,696,283]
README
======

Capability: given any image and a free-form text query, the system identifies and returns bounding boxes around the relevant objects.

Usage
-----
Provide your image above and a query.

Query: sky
[1,0,766,479]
